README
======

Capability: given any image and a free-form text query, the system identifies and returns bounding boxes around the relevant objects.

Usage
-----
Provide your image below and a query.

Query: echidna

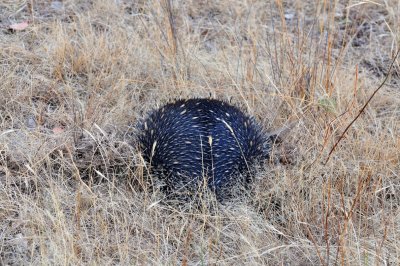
[137,98,271,199]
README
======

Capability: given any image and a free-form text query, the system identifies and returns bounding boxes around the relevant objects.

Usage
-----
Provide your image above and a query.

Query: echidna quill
[137,98,273,199]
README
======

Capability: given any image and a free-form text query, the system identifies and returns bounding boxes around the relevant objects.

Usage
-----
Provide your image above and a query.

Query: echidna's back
[137,98,269,198]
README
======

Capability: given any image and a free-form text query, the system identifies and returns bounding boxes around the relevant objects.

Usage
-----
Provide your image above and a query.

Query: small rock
[26,116,36,130]
[284,13,295,20]
[51,1,64,11]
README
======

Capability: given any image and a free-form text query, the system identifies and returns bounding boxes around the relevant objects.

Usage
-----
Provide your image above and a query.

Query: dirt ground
[1,0,399,265]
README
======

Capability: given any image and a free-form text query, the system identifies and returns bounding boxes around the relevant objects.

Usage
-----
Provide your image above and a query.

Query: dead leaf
[9,21,29,31]
[53,127,64,134]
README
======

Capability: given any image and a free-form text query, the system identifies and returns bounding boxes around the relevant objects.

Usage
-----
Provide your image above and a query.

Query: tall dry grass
[1,0,399,265]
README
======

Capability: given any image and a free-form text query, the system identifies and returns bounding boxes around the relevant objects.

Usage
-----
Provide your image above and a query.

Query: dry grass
[1,0,399,265]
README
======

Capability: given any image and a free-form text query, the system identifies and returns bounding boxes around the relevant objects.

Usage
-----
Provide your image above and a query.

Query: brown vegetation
[1,0,399,265]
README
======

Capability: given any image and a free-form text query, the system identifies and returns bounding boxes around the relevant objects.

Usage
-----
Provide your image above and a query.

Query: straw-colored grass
[1,0,399,265]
